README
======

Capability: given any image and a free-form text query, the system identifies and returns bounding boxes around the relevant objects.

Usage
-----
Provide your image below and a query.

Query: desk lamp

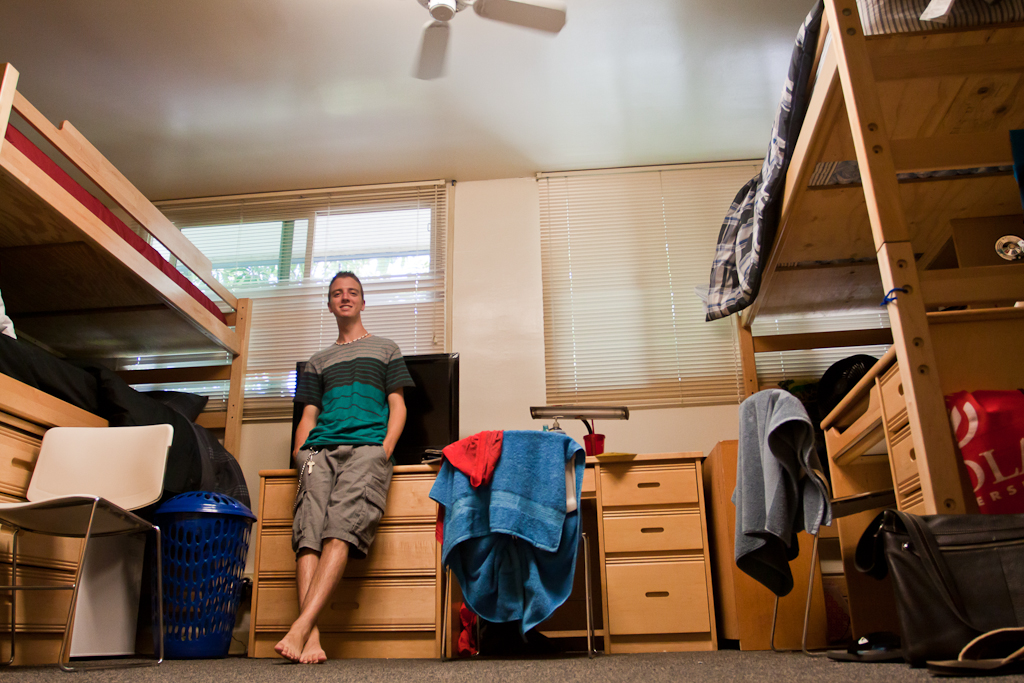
[529,405,629,455]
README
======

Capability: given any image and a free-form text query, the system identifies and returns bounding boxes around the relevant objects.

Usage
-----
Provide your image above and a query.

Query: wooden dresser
[249,465,442,658]
[593,452,717,653]
[0,375,106,665]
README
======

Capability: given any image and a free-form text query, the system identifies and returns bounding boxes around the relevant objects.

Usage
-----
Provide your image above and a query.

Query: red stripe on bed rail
[3,125,227,324]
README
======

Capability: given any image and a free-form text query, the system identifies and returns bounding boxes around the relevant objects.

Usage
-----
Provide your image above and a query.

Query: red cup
[584,433,605,456]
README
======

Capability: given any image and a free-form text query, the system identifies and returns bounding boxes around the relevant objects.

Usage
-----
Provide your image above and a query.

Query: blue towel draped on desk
[430,430,584,633]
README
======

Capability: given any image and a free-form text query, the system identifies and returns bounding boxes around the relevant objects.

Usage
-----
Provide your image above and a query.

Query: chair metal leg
[582,532,595,658]
[441,567,453,661]
[154,524,164,665]
[770,595,782,652]
[57,500,97,672]
[2,528,18,666]
[802,531,825,657]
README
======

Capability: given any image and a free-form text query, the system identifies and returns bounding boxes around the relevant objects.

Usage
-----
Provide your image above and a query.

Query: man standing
[275,271,414,663]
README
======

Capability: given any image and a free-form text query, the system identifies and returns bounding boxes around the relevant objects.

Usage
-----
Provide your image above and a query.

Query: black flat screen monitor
[392,353,459,465]
[292,353,459,466]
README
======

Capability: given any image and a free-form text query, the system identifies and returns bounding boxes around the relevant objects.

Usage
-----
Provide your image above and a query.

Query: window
[538,163,758,409]
[136,181,449,419]
[751,309,891,389]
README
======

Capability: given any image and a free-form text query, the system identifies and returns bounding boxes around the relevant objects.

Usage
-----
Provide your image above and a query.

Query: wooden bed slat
[869,41,1024,81]
[920,263,1024,307]
[117,366,233,384]
[752,328,893,354]
[890,131,1013,173]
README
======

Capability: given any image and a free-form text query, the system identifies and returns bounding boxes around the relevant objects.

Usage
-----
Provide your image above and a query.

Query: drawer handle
[645,591,670,598]
[640,527,664,534]
[897,383,904,397]
[330,601,360,611]
[908,447,916,462]
[637,482,660,489]
[10,458,32,472]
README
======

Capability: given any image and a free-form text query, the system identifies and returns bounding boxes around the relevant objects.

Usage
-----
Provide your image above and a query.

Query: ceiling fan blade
[472,0,566,33]
[415,20,450,80]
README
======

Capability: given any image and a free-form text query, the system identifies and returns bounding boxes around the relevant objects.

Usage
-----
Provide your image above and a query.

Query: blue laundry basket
[155,491,256,658]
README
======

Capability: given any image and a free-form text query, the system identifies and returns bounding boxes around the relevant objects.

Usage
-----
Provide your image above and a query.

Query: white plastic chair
[0,424,173,671]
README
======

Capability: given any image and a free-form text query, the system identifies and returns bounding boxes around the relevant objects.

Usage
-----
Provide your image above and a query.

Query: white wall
[235,176,741,521]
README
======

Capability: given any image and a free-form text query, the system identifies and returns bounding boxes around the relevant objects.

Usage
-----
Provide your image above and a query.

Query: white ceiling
[1,0,814,200]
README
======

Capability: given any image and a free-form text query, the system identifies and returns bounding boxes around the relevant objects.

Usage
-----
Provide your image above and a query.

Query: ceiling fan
[415,0,567,79]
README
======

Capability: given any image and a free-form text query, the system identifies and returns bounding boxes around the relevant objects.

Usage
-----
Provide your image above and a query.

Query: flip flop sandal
[827,631,903,663]
[927,627,1024,677]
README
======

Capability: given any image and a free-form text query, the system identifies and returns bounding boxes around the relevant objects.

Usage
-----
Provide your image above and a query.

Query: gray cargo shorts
[292,444,392,559]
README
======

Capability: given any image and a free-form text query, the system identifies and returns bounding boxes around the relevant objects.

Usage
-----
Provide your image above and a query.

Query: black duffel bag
[855,509,1024,667]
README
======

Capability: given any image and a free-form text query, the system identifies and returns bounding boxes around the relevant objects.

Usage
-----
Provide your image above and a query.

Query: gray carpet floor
[3,651,1021,682]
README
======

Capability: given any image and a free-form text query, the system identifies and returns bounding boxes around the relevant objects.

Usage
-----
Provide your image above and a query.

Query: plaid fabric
[702,2,824,321]
[859,0,1024,35]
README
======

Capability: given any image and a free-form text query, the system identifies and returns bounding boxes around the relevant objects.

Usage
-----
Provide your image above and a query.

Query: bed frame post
[735,317,758,398]
[224,297,251,457]
[0,64,19,158]
[823,0,965,516]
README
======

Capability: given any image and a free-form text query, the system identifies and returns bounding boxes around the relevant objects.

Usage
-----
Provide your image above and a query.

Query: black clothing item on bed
[0,337,251,510]
[83,364,205,497]
[0,334,101,414]
[82,365,251,510]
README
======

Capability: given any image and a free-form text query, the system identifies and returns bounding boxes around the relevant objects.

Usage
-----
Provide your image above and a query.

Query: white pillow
[0,290,16,339]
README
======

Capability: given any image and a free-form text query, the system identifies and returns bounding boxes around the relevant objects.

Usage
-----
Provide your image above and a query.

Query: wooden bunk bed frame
[0,62,251,454]
[733,2,1024,636]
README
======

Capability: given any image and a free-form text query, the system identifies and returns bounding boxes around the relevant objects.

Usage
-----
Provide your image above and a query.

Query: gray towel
[733,389,832,596]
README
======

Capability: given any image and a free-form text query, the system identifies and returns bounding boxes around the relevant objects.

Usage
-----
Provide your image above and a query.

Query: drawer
[878,364,908,434]
[0,563,73,629]
[602,510,703,554]
[261,477,299,524]
[383,473,437,521]
[889,426,919,489]
[600,462,698,508]
[257,525,436,577]
[0,526,82,572]
[255,577,436,631]
[0,426,41,499]
[260,472,437,526]
[605,559,710,635]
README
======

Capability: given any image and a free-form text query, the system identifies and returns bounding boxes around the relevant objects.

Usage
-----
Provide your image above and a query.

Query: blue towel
[430,430,584,632]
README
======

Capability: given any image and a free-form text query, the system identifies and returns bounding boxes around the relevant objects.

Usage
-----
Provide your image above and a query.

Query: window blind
[537,162,759,409]
[137,181,449,419]
[751,308,891,389]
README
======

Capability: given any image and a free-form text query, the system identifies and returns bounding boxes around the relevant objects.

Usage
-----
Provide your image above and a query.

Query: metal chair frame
[1,496,165,672]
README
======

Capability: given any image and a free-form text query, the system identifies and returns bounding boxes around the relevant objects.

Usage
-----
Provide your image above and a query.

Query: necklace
[335,332,370,346]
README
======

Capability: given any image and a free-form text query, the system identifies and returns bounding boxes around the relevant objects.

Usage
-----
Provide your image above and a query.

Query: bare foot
[299,626,327,664]
[274,623,310,662]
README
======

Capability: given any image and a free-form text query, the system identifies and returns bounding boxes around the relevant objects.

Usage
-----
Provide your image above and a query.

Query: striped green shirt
[295,336,414,449]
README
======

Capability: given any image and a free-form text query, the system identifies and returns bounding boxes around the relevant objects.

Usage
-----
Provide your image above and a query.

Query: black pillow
[84,366,202,496]
[144,390,209,422]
